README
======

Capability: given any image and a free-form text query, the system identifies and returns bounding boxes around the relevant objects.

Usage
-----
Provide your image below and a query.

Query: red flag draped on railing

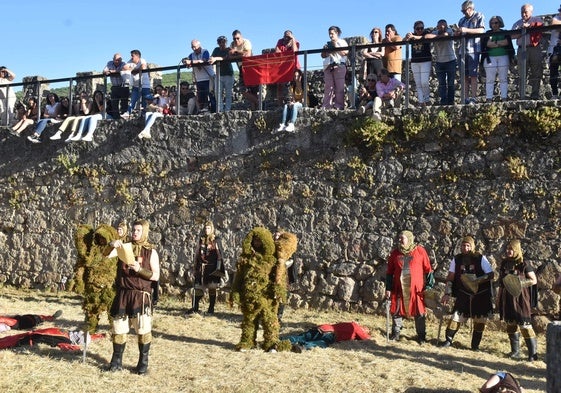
[242,52,296,86]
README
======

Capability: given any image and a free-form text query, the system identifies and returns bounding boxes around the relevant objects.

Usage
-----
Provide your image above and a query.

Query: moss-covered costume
[230,227,297,352]
[73,223,119,333]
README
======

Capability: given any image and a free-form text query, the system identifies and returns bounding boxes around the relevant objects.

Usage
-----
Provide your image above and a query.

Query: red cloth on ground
[317,322,371,342]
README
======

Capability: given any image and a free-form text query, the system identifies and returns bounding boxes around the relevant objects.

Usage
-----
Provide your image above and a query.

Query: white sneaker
[70,133,82,141]
[81,134,93,142]
[285,123,295,132]
[50,131,62,140]
[373,112,382,121]
[277,123,286,132]
[138,131,151,139]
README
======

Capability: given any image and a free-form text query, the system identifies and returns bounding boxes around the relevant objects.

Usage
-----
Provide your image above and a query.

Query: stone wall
[0,103,560,326]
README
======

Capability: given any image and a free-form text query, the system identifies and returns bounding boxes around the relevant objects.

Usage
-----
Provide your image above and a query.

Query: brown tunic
[110,246,153,318]
[497,258,534,324]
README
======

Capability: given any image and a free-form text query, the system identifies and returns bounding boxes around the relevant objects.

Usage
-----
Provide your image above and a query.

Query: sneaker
[50,131,62,140]
[439,340,452,348]
[81,134,93,142]
[276,123,286,132]
[121,112,130,119]
[138,131,151,139]
[285,123,295,132]
[373,112,382,121]
[358,106,366,114]
[9,129,20,137]
[27,134,41,144]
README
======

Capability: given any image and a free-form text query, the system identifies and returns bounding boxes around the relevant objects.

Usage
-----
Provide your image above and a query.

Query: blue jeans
[435,60,456,105]
[129,87,152,113]
[281,102,302,124]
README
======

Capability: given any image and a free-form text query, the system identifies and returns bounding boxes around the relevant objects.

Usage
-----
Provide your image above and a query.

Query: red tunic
[387,245,432,317]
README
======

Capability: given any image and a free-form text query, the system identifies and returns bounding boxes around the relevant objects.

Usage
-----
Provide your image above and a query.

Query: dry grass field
[0,287,547,393]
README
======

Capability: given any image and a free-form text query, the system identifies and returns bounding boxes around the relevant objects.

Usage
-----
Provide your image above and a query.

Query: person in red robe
[385,230,434,343]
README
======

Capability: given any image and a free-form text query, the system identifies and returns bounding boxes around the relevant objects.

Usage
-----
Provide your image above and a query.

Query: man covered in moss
[230,227,297,352]
[73,223,122,333]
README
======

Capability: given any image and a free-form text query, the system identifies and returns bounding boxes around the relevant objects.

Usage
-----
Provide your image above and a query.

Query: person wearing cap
[511,4,544,100]
[440,235,494,350]
[210,35,234,112]
[0,66,16,126]
[547,5,561,99]
[456,1,485,104]
[385,230,434,343]
[496,240,538,361]
[183,39,215,113]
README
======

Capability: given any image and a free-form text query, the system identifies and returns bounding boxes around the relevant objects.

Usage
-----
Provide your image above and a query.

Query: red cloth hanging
[242,52,296,86]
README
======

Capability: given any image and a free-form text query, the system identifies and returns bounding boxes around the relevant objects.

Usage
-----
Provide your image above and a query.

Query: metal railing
[1,23,561,126]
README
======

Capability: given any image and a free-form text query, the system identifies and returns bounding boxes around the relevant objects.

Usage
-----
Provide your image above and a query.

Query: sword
[436,305,444,343]
[385,298,391,343]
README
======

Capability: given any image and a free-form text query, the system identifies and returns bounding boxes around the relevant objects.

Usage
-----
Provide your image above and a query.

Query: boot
[508,333,520,358]
[207,294,216,314]
[440,329,457,347]
[108,343,126,372]
[389,326,401,341]
[525,337,538,361]
[136,342,151,375]
[471,331,483,350]
[185,295,202,316]
[277,304,285,324]
[415,315,427,344]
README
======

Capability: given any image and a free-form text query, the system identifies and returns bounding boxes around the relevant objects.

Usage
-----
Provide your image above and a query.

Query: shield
[422,288,441,311]
[460,273,479,294]
[503,274,522,297]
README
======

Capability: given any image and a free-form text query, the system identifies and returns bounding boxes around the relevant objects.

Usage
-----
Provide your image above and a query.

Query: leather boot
[440,329,457,347]
[415,315,427,344]
[471,331,483,350]
[136,342,151,375]
[185,295,202,316]
[389,326,401,341]
[207,294,216,314]
[525,337,538,361]
[108,342,126,372]
[508,333,520,358]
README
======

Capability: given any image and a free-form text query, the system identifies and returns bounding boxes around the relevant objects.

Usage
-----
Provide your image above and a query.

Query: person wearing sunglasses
[405,21,432,106]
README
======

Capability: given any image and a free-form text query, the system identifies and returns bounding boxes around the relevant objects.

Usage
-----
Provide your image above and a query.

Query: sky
[1,0,557,90]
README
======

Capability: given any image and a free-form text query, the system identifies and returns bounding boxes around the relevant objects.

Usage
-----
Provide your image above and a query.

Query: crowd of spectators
[1,2,561,140]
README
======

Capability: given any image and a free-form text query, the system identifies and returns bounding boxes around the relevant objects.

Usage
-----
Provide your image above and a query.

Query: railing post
[519,28,528,100]
[303,51,308,108]
[36,80,42,121]
[349,45,357,109]
[68,78,74,116]
[102,75,108,119]
[459,36,466,104]
[215,64,222,113]
[176,64,182,113]
[404,42,411,108]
